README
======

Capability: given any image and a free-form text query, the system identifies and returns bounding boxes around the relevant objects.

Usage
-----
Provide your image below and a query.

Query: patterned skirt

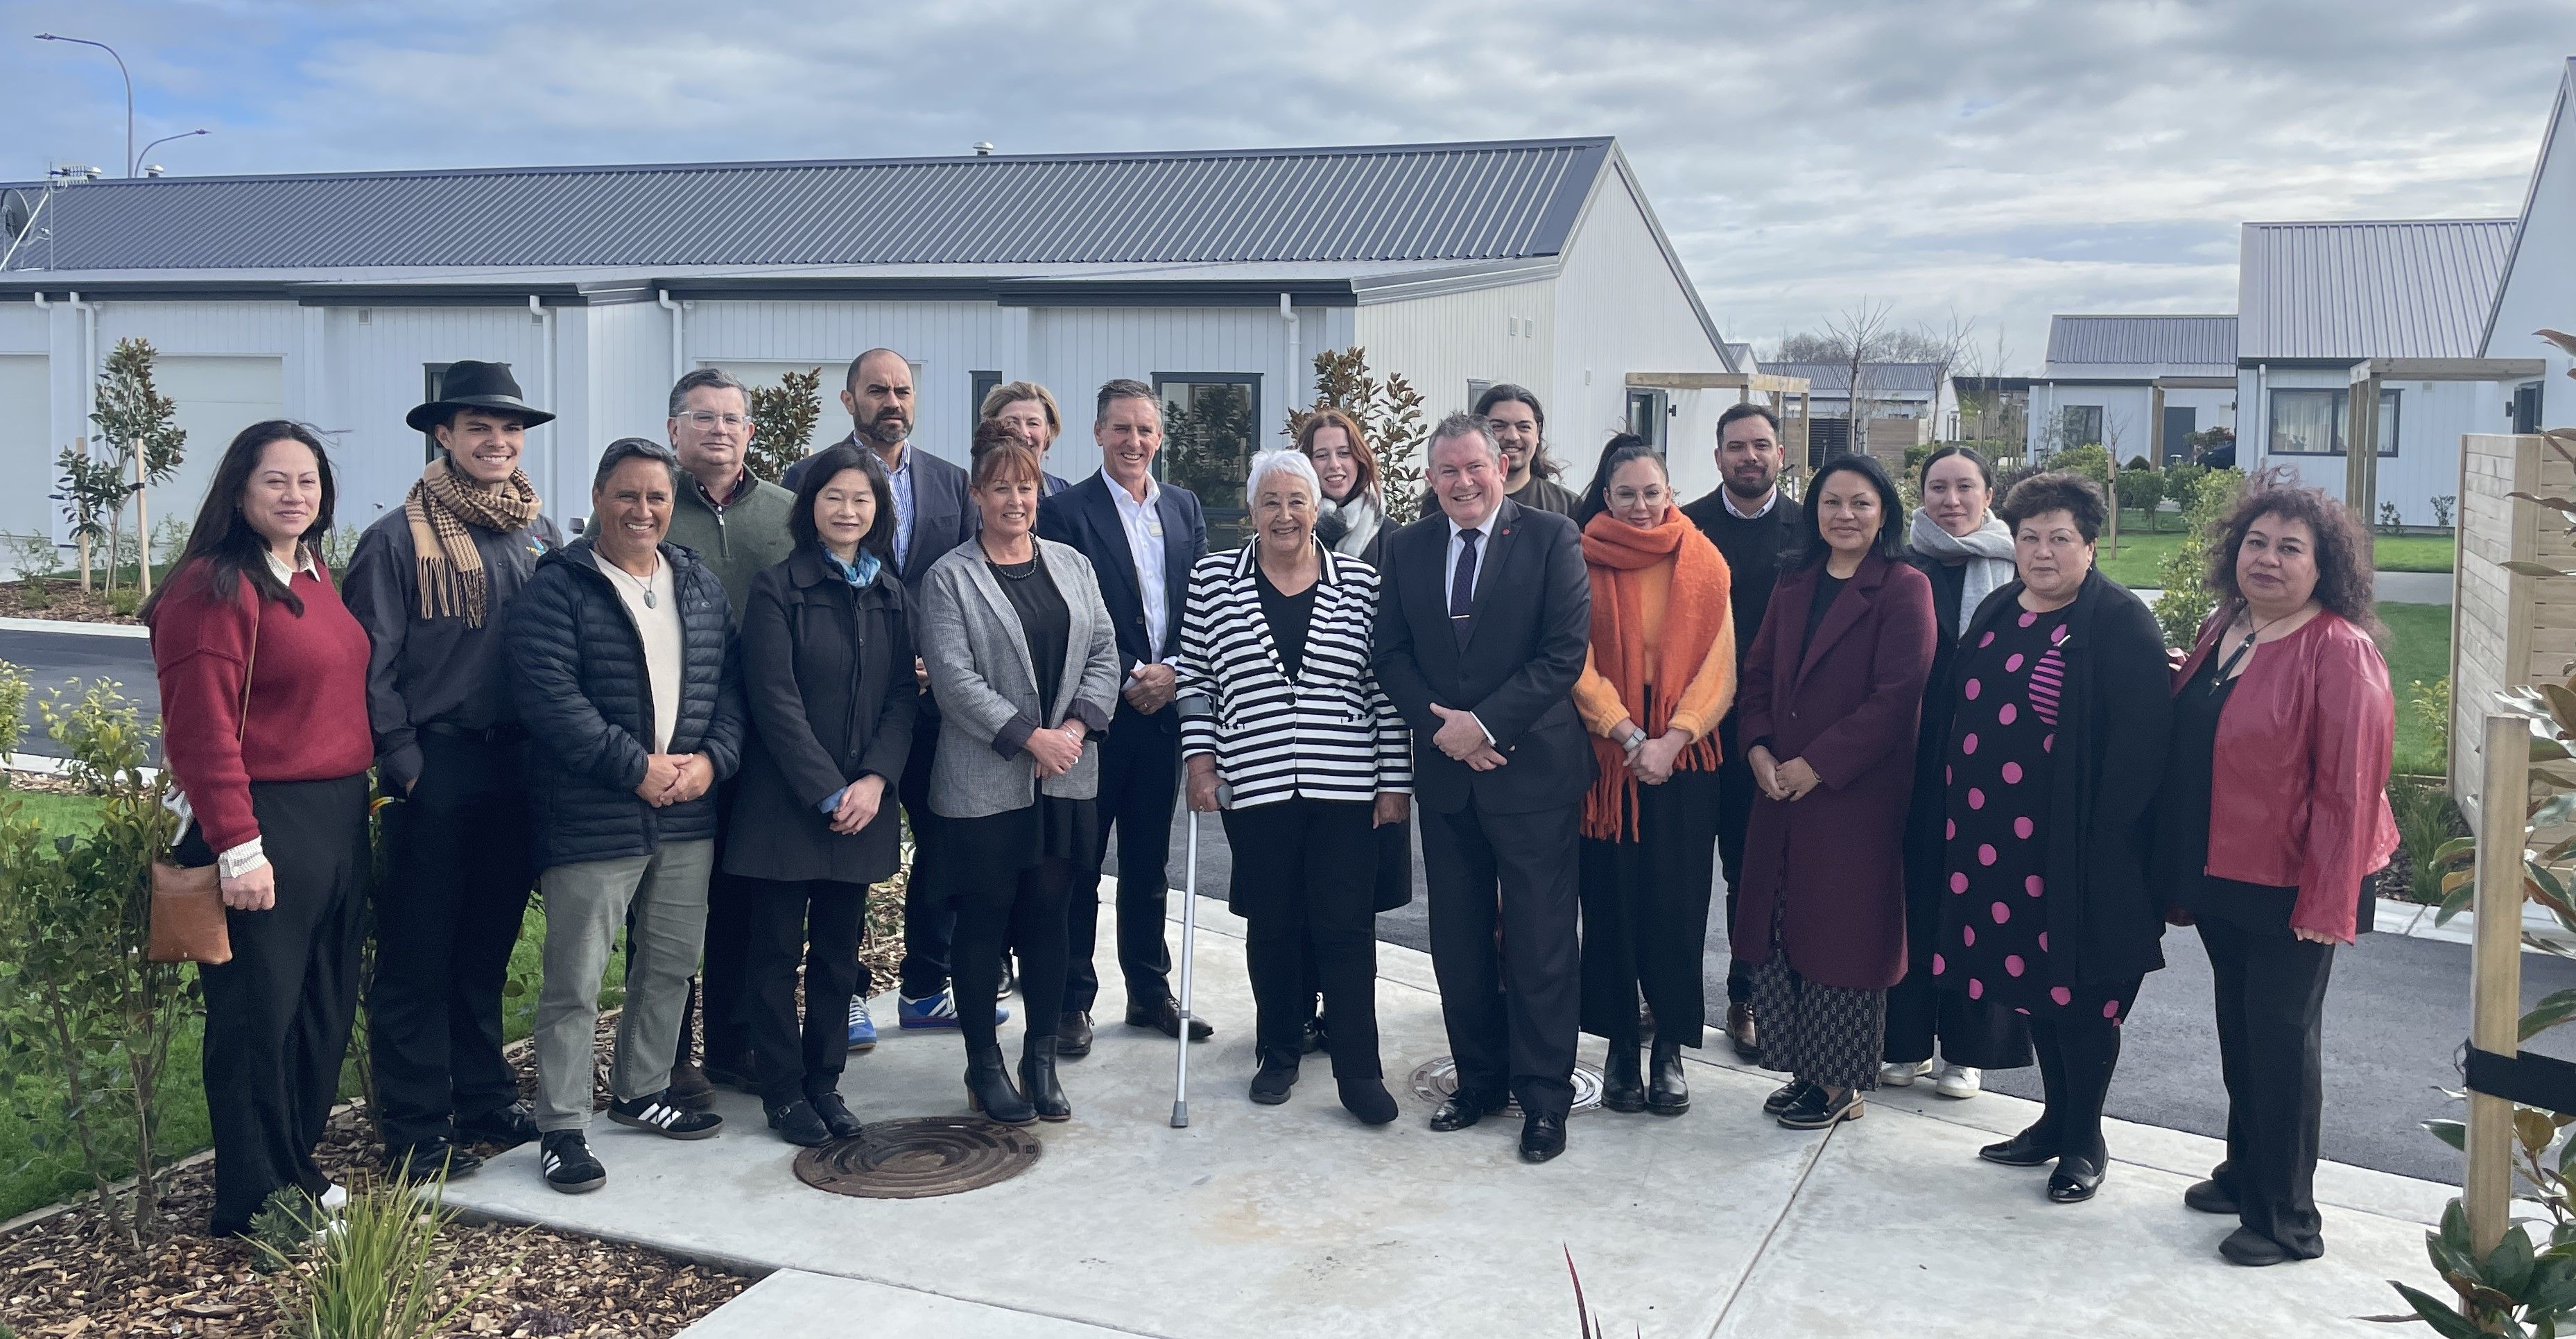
[1749,899,1887,1091]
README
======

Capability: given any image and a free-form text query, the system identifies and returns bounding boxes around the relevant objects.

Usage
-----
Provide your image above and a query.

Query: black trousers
[1420,799,1581,1119]
[1064,716,1177,1015]
[949,822,1076,1057]
[368,734,534,1152]
[1713,716,1755,1006]
[2201,917,2335,1258]
[897,727,954,999]
[740,877,868,1105]
[1225,798,1382,1080]
[200,773,370,1236]
[668,779,752,1075]
[1577,769,1719,1048]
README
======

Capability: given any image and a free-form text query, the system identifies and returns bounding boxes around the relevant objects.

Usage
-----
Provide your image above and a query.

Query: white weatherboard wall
[1354,282,1548,441]
[685,300,1014,472]
[150,356,286,537]
[2484,71,2576,418]
[2247,368,2514,524]
[325,304,557,528]
[0,354,51,539]
[1551,170,1730,490]
[1028,305,1295,481]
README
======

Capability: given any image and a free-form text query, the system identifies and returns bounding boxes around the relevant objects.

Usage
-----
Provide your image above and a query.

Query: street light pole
[35,33,136,178]
[135,128,207,173]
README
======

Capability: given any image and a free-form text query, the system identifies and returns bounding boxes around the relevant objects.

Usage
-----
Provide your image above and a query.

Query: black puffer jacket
[506,537,746,872]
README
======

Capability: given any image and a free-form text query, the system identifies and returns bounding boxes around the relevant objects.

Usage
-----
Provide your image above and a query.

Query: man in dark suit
[1037,379,1212,1055]
[788,349,987,1034]
[1374,412,1591,1162]
[1679,402,1801,1062]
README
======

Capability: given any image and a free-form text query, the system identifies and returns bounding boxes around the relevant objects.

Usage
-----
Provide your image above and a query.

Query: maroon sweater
[150,558,375,852]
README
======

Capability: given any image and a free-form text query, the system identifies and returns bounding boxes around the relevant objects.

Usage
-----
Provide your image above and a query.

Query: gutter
[659,288,684,383]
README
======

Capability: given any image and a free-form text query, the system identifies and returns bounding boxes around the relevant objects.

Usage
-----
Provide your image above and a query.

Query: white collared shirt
[1103,467,1170,662]
[1442,508,1500,608]
[263,546,319,584]
[1722,486,1779,521]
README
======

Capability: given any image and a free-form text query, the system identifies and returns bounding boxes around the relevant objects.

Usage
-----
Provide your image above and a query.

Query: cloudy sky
[4,0,2568,370]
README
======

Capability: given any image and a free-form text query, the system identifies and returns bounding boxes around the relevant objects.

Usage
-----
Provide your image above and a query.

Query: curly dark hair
[2203,468,2381,637]
[1996,470,2107,542]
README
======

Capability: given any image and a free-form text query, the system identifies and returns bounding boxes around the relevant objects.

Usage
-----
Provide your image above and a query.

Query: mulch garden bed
[0,1013,754,1338]
[0,581,143,625]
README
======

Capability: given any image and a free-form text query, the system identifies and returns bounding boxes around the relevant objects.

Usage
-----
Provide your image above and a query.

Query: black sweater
[1682,486,1806,671]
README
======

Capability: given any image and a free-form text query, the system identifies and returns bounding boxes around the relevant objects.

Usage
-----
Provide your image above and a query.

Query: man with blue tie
[1037,379,1213,1055]
[1374,412,1592,1162]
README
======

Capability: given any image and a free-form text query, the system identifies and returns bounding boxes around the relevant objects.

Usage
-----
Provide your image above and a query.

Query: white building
[0,137,1736,540]
[2481,55,2576,424]
[2024,314,2236,465]
[2236,216,2525,526]
[1761,361,1954,465]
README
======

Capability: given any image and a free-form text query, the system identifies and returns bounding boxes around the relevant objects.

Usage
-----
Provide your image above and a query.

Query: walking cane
[1171,809,1201,1128]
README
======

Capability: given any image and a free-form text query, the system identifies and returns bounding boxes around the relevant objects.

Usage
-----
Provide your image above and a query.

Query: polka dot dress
[1931,605,2136,1024]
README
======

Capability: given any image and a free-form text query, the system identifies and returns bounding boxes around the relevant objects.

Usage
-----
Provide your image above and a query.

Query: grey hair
[592,437,680,493]
[1427,411,1500,463]
[1245,449,1320,503]
[668,366,751,417]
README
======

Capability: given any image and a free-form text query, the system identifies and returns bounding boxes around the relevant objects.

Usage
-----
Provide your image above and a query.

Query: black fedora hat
[406,360,556,433]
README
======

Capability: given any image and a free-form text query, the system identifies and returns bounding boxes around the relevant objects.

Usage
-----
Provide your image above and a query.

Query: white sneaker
[1935,1064,1983,1099]
[1879,1059,1933,1087]
[318,1182,348,1213]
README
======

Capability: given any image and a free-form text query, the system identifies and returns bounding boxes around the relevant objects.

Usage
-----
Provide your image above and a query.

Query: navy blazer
[1372,498,1593,816]
[785,435,977,592]
[1037,470,1207,693]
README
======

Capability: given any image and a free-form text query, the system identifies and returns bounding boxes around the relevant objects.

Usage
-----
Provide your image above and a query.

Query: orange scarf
[1580,508,1730,840]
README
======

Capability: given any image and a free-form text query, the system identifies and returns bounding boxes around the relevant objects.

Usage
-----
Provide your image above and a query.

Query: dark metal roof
[5,138,1615,273]
[1766,361,1942,398]
[2238,218,2516,359]
[2044,314,2236,372]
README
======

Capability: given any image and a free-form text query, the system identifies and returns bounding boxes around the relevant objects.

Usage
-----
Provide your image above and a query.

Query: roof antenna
[972,141,994,157]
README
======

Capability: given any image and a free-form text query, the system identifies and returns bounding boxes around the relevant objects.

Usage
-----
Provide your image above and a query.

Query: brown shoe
[1727,1002,1760,1062]
[667,1060,716,1113]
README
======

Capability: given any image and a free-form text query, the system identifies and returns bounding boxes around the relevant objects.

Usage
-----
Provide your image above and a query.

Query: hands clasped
[1429,703,1506,772]
[634,752,715,807]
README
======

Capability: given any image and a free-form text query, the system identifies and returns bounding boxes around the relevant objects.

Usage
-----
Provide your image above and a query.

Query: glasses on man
[679,411,749,430]
[1608,485,1671,508]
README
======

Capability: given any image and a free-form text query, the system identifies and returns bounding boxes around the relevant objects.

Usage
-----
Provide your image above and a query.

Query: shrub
[2124,454,2154,472]
[746,366,823,485]
[1282,347,1428,525]
[2153,467,2242,646]
[318,525,364,573]
[2379,499,2404,534]
[2431,494,2457,528]
[2388,776,2464,904]
[103,587,141,618]
[0,660,26,768]
[2114,468,2164,521]
[257,1173,519,1338]
[0,679,189,1250]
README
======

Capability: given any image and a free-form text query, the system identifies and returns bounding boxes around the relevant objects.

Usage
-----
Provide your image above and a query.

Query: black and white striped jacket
[1175,542,1410,809]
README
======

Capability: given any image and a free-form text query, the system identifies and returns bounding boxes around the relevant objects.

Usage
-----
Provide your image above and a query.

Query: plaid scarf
[404,457,541,626]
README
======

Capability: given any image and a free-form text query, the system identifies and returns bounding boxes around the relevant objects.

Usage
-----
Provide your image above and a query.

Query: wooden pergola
[2342,357,2543,523]
[1626,370,1815,469]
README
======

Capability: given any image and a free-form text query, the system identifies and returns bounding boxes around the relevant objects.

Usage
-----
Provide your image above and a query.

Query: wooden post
[2344,367,2383,527]
[2466,713,2533,1254]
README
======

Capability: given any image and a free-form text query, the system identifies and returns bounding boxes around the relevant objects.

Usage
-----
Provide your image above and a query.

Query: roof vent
[973,141,994,157]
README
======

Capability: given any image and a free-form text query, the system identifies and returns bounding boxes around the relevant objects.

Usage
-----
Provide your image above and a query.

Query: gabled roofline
[2242,216,2520,229]
[1566,144,1734,371]
[0,135,1620,194]
[2480,57,2575,356]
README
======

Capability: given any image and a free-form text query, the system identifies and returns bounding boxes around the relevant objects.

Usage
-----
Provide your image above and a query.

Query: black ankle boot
[1647,1037,1690,1115]
[1602,1044,1647,1113]
[965,1044,1035,1125]
[1019,1033,1071,1123]
[1250,1048,1300,1105]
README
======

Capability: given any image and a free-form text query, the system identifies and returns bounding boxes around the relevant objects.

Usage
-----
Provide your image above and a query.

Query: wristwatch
[1620,726,1648,754]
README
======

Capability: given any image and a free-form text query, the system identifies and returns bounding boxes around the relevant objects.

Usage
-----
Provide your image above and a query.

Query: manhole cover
[791,1115,1043,1200]
[1408,1057,1605,1116]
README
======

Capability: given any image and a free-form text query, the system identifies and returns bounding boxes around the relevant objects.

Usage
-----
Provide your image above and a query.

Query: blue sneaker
[897,988,1007,1030]
[846,998,878,1052]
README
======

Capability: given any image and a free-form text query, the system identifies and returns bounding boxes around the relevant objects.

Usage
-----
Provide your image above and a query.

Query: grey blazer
[917,537,1122,819]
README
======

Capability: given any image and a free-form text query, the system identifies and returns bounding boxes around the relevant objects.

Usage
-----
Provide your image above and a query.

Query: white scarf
[1908,508,2016,639]
[1317,490,1384,559]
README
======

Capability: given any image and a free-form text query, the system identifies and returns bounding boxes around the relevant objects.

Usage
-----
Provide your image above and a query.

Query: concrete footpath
[439,893,2464,1338]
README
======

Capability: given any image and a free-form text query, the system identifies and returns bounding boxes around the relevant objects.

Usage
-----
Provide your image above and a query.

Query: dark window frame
[1150,372,1263,541]
[2266,386,2399,458]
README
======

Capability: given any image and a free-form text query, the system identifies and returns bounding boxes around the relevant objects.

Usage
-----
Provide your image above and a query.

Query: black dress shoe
[666,1060,716,1112]
[454,1101,539,1148]
[1762,1079,1817,1116]
[1339,1075,1399,1126]
[1519,1112,1568,1163]
[810,1092,865,1141]
[1776,1085,1864,1130]
[766,1098,833,1148]
[1601,1046,1647,1114]
[1127,996,1213,1041]
[1429,1091,1501,1132]
[1057,1010,1094,1060]
[1249,1049,1299,1105]
[1300,1013,1331,1055]
[1727,1002,1761,1063]
[2219,1227,2297,1267]
[2046,1152,2107,1203]
[385,1138,482,1184]
[2184,1178,2239,1216]
[1978,1125,2062,1168]
[1647,1038,1690,1116]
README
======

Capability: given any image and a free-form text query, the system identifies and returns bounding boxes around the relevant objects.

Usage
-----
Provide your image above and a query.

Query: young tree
[51,442,122,593]
[745,367,822,484]
[1281,347,1428,524]
[87,339,186,597]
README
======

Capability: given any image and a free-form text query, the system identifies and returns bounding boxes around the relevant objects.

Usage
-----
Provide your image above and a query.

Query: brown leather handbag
[148,600,258,965]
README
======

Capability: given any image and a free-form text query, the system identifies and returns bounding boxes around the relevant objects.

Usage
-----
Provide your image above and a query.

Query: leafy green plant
[0,678,187,1249]
[2115,468,2165,528]
[2412,677,2454,777]
[746,366,823,485]
[257,1173,519,1338]
[2153,467,2242,646]
[318,525,363,573]
[2432,494,2457,529]
[2389,777,2465,904]
[1283,347,1428,524]
[51,443,123,592]
[0,660,26,768]
[102,587,140,618]
[150,515,191,569]
[88,338,187,598]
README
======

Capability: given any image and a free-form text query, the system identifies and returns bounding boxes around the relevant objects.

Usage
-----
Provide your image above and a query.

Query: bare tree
[1916,312,1977,443]
[1823,300,1894,456]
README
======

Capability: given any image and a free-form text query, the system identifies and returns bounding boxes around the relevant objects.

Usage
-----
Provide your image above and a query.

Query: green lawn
[8,788,107,838]
[2381,601,2452,778]
[2093,510,2453,589]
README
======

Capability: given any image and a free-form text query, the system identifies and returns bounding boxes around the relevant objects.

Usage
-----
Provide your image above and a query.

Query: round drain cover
[792,1115,1044,1200]
[1408,1057,1605,1116]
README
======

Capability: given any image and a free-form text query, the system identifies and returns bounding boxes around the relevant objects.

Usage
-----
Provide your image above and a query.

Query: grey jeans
[533,840,714,1132]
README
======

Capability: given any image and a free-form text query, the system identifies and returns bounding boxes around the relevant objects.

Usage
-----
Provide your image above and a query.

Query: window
[1625,388,1668,453]
[969,370,1003,425]
[1154,373,1261,543]
[2058,405,2103,451]
[1467,379,1494,411]
[2267,388,2398,456]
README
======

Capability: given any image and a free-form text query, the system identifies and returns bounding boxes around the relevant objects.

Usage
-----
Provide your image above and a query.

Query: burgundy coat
[1731,552,1937,990]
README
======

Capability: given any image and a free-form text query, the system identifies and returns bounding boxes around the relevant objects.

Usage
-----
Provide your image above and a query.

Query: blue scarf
[823,548,882,589]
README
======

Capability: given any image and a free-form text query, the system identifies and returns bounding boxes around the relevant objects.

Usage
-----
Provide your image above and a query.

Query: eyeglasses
[678,411,748,430]
[1608,486,1670,508]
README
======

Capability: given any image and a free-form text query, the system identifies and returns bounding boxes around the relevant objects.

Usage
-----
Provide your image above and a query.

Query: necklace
[600,551,662,608]
[991,555,1039,582]
[2209,604,2302,689]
